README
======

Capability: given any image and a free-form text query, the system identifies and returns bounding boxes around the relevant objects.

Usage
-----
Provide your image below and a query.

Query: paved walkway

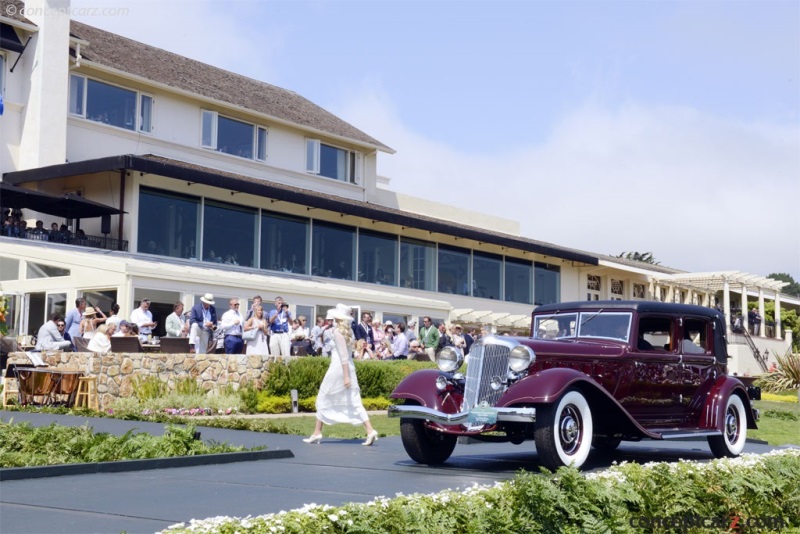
[0,411,787,534]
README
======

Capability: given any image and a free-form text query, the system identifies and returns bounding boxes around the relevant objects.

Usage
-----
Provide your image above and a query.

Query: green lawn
[749,399,800,446]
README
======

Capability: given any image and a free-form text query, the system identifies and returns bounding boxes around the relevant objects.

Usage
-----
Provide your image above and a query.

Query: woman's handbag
[243,327,258,342]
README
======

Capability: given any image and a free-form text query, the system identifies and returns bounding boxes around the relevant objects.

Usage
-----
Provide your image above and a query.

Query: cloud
[337,84,800,279]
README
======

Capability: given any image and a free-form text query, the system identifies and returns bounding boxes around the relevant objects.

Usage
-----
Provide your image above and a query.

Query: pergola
[651,271,788,338]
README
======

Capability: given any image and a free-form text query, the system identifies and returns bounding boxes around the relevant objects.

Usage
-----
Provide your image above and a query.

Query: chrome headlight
[436,346,464,373]
[508,344,534,372]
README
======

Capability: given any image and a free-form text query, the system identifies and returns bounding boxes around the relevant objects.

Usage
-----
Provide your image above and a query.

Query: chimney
[18,0,71,169]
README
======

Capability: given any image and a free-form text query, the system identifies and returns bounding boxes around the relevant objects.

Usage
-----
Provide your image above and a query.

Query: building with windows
[1,0,796,374]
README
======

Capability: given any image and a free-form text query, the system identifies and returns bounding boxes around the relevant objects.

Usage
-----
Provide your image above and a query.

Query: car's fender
[496,368,660,440]
[390,369,462,414]
[699,375,758,431]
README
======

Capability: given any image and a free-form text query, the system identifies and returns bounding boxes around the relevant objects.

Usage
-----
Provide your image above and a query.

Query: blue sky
[73,0,800,279]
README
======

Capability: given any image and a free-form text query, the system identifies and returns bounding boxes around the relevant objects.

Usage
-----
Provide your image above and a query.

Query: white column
[775,293,782,340]
[723,279,731,335]
[686,289,693,305]
[741,284,748,333]
[758,288,766,338]
[667,285,674,303]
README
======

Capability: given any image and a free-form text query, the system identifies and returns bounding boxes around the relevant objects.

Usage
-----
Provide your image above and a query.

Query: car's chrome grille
[462,341,511,410]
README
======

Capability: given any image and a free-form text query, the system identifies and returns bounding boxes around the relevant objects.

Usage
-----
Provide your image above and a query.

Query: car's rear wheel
[399,406,457,465]
[535,389,593,470]
[708,394,747,458]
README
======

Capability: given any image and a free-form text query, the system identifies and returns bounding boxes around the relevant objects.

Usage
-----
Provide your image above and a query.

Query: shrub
[263,358,437,399]
[0,421,251,467]
[164,449,800,534]
[757,351,800,392]
[175,376,204,396]
[131,375,168,400]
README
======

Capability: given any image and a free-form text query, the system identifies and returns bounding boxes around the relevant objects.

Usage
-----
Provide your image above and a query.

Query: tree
[613,251,660,265]
[767,273,800,298]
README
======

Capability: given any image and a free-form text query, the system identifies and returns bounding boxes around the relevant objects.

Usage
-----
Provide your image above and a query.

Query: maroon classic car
[388,301,758,470]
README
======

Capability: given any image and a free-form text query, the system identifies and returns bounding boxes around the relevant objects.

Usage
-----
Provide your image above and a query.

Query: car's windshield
[533,313,578,340]
[577,312,632,342]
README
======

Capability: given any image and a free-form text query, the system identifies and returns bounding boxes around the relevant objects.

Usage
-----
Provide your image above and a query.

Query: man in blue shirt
[268,296,291,360]
[65,298,86,349]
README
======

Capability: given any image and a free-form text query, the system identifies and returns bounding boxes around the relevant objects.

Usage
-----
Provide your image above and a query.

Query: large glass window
[505,257,532,304]
[87,78,137,130]
[138,187,200,259]
[400,238,435,291]
[201,110,267,161]
[217,116,254,159]
[473,251,502,300]
[69,75,151,132]
[535,262,561,305]
[438,245,470,295]
[305,139,361,183]
[312,220,355,280]
[261,211,308,274]
[358,230,397,285]
[202,200,257,267]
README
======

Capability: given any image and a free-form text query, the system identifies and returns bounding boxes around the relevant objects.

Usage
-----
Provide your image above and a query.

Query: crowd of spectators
[2,209,89,245]
[29,293,485,360]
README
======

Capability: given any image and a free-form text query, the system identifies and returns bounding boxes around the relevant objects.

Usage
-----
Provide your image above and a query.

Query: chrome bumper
[387,404,536,425]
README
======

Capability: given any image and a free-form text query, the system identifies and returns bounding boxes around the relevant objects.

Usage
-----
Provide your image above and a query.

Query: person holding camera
[268,296,292,360]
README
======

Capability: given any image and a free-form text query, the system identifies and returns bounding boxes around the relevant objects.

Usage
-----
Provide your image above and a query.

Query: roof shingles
[68,20,391,152]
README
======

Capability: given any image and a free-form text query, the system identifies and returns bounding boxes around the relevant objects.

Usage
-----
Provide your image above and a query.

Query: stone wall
[8,351,271,410]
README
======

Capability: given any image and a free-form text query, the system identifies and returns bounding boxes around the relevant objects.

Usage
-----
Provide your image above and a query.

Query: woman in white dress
[303,303,379,446]
[244,305,270,356]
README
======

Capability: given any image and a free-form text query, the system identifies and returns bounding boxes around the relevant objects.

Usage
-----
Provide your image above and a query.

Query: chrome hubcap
[725,407,739,443]
[559,405,581,454]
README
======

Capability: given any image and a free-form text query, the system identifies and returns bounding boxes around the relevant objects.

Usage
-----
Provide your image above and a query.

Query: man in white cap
[189,293,217,354]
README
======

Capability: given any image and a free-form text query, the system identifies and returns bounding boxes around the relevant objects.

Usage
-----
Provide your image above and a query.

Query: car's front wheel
[399,405,457,465]
[707,393,747,458]
[535,389,594,470]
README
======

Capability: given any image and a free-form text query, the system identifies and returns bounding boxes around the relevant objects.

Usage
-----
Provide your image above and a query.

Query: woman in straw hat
[80,305,107,339]
[303,303,379,446]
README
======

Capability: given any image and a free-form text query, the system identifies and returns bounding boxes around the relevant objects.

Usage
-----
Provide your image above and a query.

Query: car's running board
[650,429,721,440]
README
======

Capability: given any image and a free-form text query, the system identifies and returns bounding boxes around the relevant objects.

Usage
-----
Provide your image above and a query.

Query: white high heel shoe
[363,430,379,446]
[303,433,322,444]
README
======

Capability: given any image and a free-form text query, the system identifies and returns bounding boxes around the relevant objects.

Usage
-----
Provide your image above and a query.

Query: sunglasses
[57,323,65,327]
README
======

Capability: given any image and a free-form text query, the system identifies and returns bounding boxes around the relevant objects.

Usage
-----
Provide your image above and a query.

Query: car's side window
[636,316,673,352]
[681,318,709,354]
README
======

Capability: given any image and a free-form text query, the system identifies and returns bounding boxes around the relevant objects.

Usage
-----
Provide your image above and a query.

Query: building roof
[68,21,393,153]
[3,154,602,266]
[652,271,789,293]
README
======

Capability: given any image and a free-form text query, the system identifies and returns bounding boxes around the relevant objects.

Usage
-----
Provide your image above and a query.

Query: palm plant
[756,350,800,394]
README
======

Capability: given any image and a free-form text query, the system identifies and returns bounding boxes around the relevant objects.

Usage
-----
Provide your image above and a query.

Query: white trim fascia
[598,259,669,277]
[0,17,38,33]
[73,59,395,154]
